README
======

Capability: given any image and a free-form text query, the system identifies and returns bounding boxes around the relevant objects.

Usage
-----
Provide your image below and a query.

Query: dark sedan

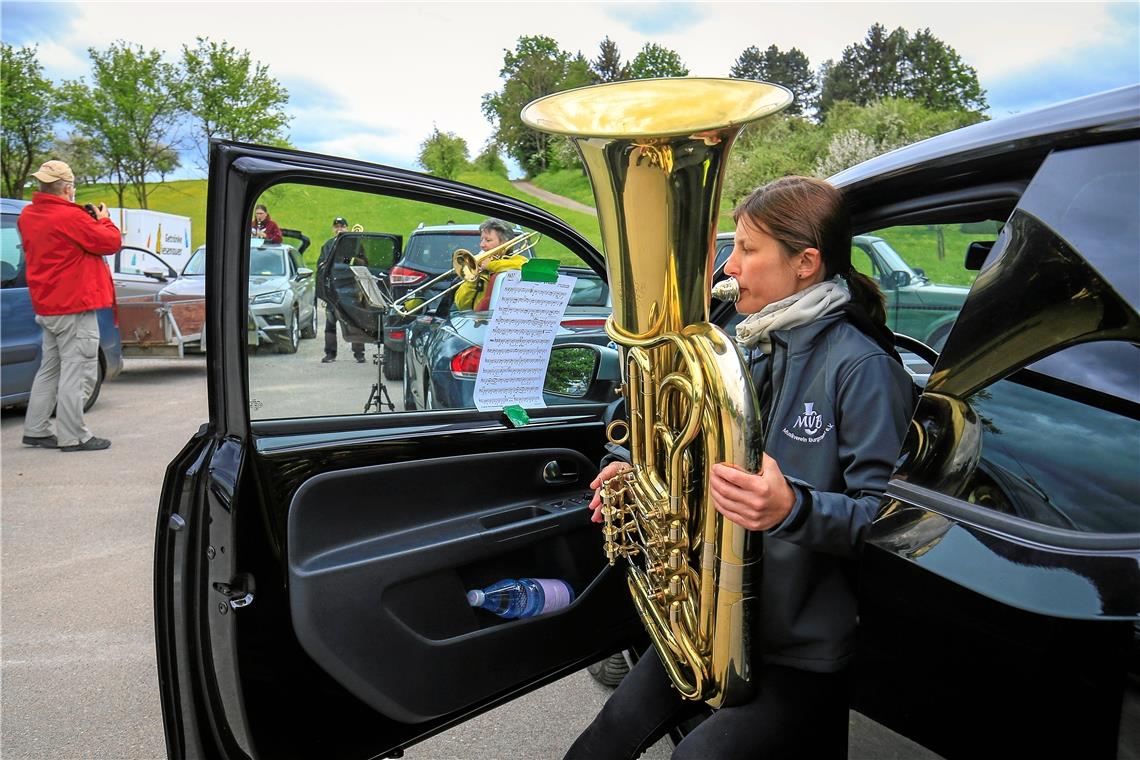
[403,265,613,410]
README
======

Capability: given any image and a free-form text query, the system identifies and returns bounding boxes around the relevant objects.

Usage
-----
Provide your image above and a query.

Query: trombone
[385,230,541,317]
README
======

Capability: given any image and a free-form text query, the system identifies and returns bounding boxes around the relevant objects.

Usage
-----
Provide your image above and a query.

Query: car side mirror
[543,344,621,400]
[885,270,911,289]
[965,241,994,271]
[142,267,168,282]
[296,267,314,280]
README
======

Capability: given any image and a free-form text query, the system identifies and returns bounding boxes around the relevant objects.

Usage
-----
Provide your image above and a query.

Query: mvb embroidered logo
[782,401,834,444]
[794,402,824,435]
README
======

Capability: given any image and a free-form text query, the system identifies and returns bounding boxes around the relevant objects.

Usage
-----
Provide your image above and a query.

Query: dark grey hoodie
[745,310,914,672]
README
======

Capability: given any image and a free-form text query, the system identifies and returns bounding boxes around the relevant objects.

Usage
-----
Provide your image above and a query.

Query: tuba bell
[522,78,791,707]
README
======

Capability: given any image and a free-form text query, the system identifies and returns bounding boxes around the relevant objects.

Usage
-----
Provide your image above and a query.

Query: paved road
[511,181,597,216]
[1,310,937,759]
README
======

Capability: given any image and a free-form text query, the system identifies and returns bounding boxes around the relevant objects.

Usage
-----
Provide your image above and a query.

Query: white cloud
[5,1,1133,176]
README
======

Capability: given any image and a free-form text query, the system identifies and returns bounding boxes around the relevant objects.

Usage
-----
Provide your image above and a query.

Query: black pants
[324,305,363,360]
[565,648,849,760]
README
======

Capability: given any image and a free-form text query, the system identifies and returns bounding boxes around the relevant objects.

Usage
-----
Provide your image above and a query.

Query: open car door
[320,231,402,342]
[154,142,642,759]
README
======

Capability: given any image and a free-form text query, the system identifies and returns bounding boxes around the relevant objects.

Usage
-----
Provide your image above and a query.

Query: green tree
[819,24,985,116]
[417,126,470,179]
[1,44,56,199]
[61,42,185,208]
[181,37,291,167]
[904,29,987,111]
[472,141,508,176]
[592,36,629,82]
[729,44,817,115]
[482,36,594,176]
[50,133,109,186]
[627,42,689,79]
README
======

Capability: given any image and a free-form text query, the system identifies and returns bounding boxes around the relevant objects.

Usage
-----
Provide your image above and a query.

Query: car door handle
[543,460,578,484]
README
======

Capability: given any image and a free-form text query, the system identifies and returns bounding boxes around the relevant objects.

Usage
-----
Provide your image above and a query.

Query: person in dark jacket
[250,203,282,244]
[19,160,122,452]
[316,216,364,363]
[566,176,914,760]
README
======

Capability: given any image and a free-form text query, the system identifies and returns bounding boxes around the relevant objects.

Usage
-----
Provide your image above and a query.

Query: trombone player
[453,218,528,311]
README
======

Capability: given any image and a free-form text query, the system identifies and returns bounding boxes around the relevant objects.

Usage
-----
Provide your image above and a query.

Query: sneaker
[22,434,58,448]
[60,436,111,452]
[321,355,336,363]
[355,355,366,364]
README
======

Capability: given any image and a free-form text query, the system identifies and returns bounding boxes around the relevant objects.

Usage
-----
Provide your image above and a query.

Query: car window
[245,183,606,420]
[250,248,286,276]
[119,249,168,277]
[898,144,1139,538]
[1,214,23,287]
[955,341,1140,533]
[858,223,996,349]
[183,247,206,276]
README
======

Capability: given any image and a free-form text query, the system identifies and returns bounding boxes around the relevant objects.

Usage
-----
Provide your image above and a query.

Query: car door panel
[288,446,630,723]
[156,142,639,760]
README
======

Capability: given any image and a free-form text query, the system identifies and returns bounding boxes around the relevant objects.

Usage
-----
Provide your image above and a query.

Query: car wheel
[587,652,630,688]
[402,355,417,411]
[300,302,317,339]
[383,349,403,381]
[278,308,300,354]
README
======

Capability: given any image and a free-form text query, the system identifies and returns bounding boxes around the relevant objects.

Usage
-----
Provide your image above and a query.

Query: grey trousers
[24,310,100,447]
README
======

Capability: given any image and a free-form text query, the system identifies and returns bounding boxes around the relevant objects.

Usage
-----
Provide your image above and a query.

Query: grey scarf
[734,278,850,353]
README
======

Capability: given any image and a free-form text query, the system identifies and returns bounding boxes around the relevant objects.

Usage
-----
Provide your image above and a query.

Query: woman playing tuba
[568,177,914,759]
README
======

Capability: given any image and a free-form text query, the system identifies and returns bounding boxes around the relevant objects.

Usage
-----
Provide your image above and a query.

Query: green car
[714,231,968,349]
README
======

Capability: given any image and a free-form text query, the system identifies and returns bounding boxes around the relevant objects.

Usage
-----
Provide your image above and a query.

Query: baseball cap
[31,160,75,183]
[333,217,348,226]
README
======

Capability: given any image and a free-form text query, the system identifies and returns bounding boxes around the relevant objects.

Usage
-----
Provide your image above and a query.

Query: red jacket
[18,193,121,315]
[251,216,283,244]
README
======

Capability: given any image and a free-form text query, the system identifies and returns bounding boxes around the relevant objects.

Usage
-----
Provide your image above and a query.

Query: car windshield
[403,232,481,270]
[250,248,286,276]
[566,270,609,307]
[870,239,920,279]
[183,247,206,276]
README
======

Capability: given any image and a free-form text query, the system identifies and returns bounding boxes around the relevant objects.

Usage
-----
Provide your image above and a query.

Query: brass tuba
[522,78,791,708]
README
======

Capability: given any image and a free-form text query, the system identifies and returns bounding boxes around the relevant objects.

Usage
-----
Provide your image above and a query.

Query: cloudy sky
[4,1,1138,178]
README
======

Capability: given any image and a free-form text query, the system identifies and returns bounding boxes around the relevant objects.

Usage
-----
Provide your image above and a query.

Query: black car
[155,85,1138,760]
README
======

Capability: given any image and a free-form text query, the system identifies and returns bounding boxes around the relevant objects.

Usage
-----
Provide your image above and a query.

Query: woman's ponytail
[844,268,886,327]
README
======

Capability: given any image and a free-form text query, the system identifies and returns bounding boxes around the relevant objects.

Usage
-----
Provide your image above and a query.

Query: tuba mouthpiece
[711,277,740,303]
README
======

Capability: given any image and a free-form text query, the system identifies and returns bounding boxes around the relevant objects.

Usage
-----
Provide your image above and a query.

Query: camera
[83,203,98,221]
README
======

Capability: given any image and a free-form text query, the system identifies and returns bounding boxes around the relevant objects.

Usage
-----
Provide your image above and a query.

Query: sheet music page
[474,270,576,412]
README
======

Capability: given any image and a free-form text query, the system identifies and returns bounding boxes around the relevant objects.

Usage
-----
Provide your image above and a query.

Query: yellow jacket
[453,254,529,310]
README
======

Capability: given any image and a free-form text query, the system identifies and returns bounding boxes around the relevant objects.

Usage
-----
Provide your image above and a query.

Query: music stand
[349,265,395,413]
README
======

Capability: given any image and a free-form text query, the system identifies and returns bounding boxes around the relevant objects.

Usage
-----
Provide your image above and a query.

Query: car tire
[383,349,403,381]
[402,355,417,411]
[278,308,300,354]
[587,652,631,688]
[300,302,317,339]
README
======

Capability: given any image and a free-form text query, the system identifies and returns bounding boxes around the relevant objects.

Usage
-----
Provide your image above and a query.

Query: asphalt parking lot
[1,312,936,759]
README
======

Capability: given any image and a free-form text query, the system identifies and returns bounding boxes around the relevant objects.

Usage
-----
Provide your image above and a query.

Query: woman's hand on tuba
[710,455,796,531]
[588,461,632,523]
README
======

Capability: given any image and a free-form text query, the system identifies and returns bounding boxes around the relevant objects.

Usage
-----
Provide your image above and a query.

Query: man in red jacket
[19,160,121,452]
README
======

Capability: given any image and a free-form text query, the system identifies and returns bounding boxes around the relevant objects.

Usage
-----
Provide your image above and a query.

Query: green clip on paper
[502,404,531,428]
[520,258,560,283]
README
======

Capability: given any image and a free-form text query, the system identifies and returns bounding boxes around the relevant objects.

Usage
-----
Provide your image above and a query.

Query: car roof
[1,198,30,214]
[829,85,1140,221]
[411,224,481,235]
